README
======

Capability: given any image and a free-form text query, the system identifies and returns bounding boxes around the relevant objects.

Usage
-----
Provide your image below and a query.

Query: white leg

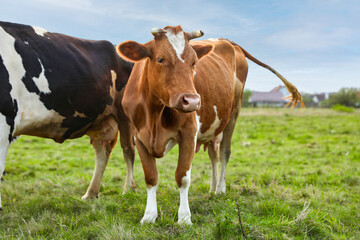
[178,169,192,225]
[0,115,11,210]
[216,136,233,194]
[82,139,111,200]
[208,144,219,192]
[216,110,238,194]
[141,185,158,224]
[0,145,9,211]
[216,156,228,194]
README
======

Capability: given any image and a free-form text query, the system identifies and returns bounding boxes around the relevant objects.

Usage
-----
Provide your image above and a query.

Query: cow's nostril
[182,97,189,105]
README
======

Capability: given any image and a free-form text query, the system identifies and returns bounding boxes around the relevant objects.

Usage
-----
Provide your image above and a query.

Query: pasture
[0,108,359,239]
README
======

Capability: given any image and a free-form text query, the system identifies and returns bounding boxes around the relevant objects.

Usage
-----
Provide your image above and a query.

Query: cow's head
[117,26,213,112]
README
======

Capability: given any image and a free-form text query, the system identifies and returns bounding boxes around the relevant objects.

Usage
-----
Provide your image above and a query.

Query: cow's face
[117,26,213,112]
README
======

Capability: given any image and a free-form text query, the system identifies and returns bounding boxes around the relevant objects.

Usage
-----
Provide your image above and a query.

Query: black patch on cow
[115,58,134,92]
[0,54,17,142]
[1,21,133,141]
[14,40,42,94]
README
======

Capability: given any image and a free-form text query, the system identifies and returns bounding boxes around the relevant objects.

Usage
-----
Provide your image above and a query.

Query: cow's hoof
[215,185,226,194]
[81,193,98,200]
[122,185,136,195]
[140,213,157,224]
[178,218,192,225]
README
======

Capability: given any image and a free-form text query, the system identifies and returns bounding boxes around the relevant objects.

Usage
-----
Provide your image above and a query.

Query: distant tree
[242,89,252,107]
[321,88,360,108]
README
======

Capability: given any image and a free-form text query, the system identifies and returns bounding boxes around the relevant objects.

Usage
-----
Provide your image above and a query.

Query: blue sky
[1,0,359,93]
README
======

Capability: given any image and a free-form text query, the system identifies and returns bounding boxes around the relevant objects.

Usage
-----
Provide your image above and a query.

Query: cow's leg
[216,81,242,194]
[136,138,158,224]
[82,132,118,199]
[82,117,118,200]
[0,116,11,210]
[118,120,135,193]
[208,143,219,192]
[176,129,196,225]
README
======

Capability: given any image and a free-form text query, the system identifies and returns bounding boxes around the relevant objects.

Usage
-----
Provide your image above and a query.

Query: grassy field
[1,108,359,239]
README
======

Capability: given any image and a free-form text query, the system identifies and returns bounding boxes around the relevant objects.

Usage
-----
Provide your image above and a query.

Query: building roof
[270,85,283,92]
[249,91,287,103]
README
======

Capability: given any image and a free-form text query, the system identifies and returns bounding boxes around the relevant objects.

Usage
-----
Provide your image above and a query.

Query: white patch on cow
[193,71,197,77]
[110,70,117,94]
[178,169,192,224]
[141,185,158,224]
[165,30,185,63]
[196,113,202,134]
[208,38,219,42]
[24,41,29,45]
[0,114,11,210]
[163,138,177,156]
[111,70,117,81]
[33,26,47,37]
[197,105,221,143]
[33,59,51,94]
[0,26,65,138]
[195,113,201,151]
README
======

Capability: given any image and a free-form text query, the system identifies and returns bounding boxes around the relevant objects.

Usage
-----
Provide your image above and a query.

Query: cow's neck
[134,71,179,157]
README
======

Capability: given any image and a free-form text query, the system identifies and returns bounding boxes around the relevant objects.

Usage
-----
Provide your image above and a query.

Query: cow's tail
[229,40,304,108]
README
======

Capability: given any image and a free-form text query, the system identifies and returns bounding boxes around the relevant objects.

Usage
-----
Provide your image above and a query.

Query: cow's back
[0,21,130,142]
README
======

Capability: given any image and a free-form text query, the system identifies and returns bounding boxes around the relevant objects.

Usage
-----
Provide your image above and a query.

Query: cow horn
[188,30,204,40]
[151,27,167,37]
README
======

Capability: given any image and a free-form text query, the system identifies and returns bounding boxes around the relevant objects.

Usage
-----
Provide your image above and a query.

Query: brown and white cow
[117,26,303,224]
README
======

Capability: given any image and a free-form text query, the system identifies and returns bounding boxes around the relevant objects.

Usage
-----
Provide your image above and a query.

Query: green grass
[1,108,359,239]
[332,104,355,113]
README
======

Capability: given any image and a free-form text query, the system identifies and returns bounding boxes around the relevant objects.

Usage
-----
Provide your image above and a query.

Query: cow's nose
[179,93,201,112]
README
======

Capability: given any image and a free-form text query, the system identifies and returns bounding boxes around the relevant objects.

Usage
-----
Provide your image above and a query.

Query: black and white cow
[0,21,135,210]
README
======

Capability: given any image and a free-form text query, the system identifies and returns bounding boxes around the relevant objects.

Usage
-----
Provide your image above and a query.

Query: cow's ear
[117,41,149,62]
[192,44,213,60]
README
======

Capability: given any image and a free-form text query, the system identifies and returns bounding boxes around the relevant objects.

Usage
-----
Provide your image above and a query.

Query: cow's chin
[173,105,200,113]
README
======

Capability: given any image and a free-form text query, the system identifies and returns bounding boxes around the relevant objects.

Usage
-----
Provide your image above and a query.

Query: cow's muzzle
[170,93,201,112]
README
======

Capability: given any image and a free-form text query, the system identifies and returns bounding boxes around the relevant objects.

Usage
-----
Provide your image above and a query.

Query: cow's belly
[195,105,226,153]
[13,108,66,140]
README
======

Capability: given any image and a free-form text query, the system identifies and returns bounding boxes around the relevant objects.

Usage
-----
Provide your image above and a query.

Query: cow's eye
[157,58,165,64]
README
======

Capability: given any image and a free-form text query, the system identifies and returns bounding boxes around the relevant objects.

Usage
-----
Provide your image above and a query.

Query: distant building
[249,85,290,107]
[249,85,331,107]
[312,93,329,104]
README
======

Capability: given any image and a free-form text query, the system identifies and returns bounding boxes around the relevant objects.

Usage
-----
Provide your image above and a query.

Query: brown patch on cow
[191,44,214,60]
[192,40,236,140]
[73,111,87,118]
[164,25,183,35]
[87,115,119,144]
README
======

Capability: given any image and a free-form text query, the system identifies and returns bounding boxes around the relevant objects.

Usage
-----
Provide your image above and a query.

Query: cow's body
[117,26,303,224]
[191,39,247,193]
[0,21,135,210]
